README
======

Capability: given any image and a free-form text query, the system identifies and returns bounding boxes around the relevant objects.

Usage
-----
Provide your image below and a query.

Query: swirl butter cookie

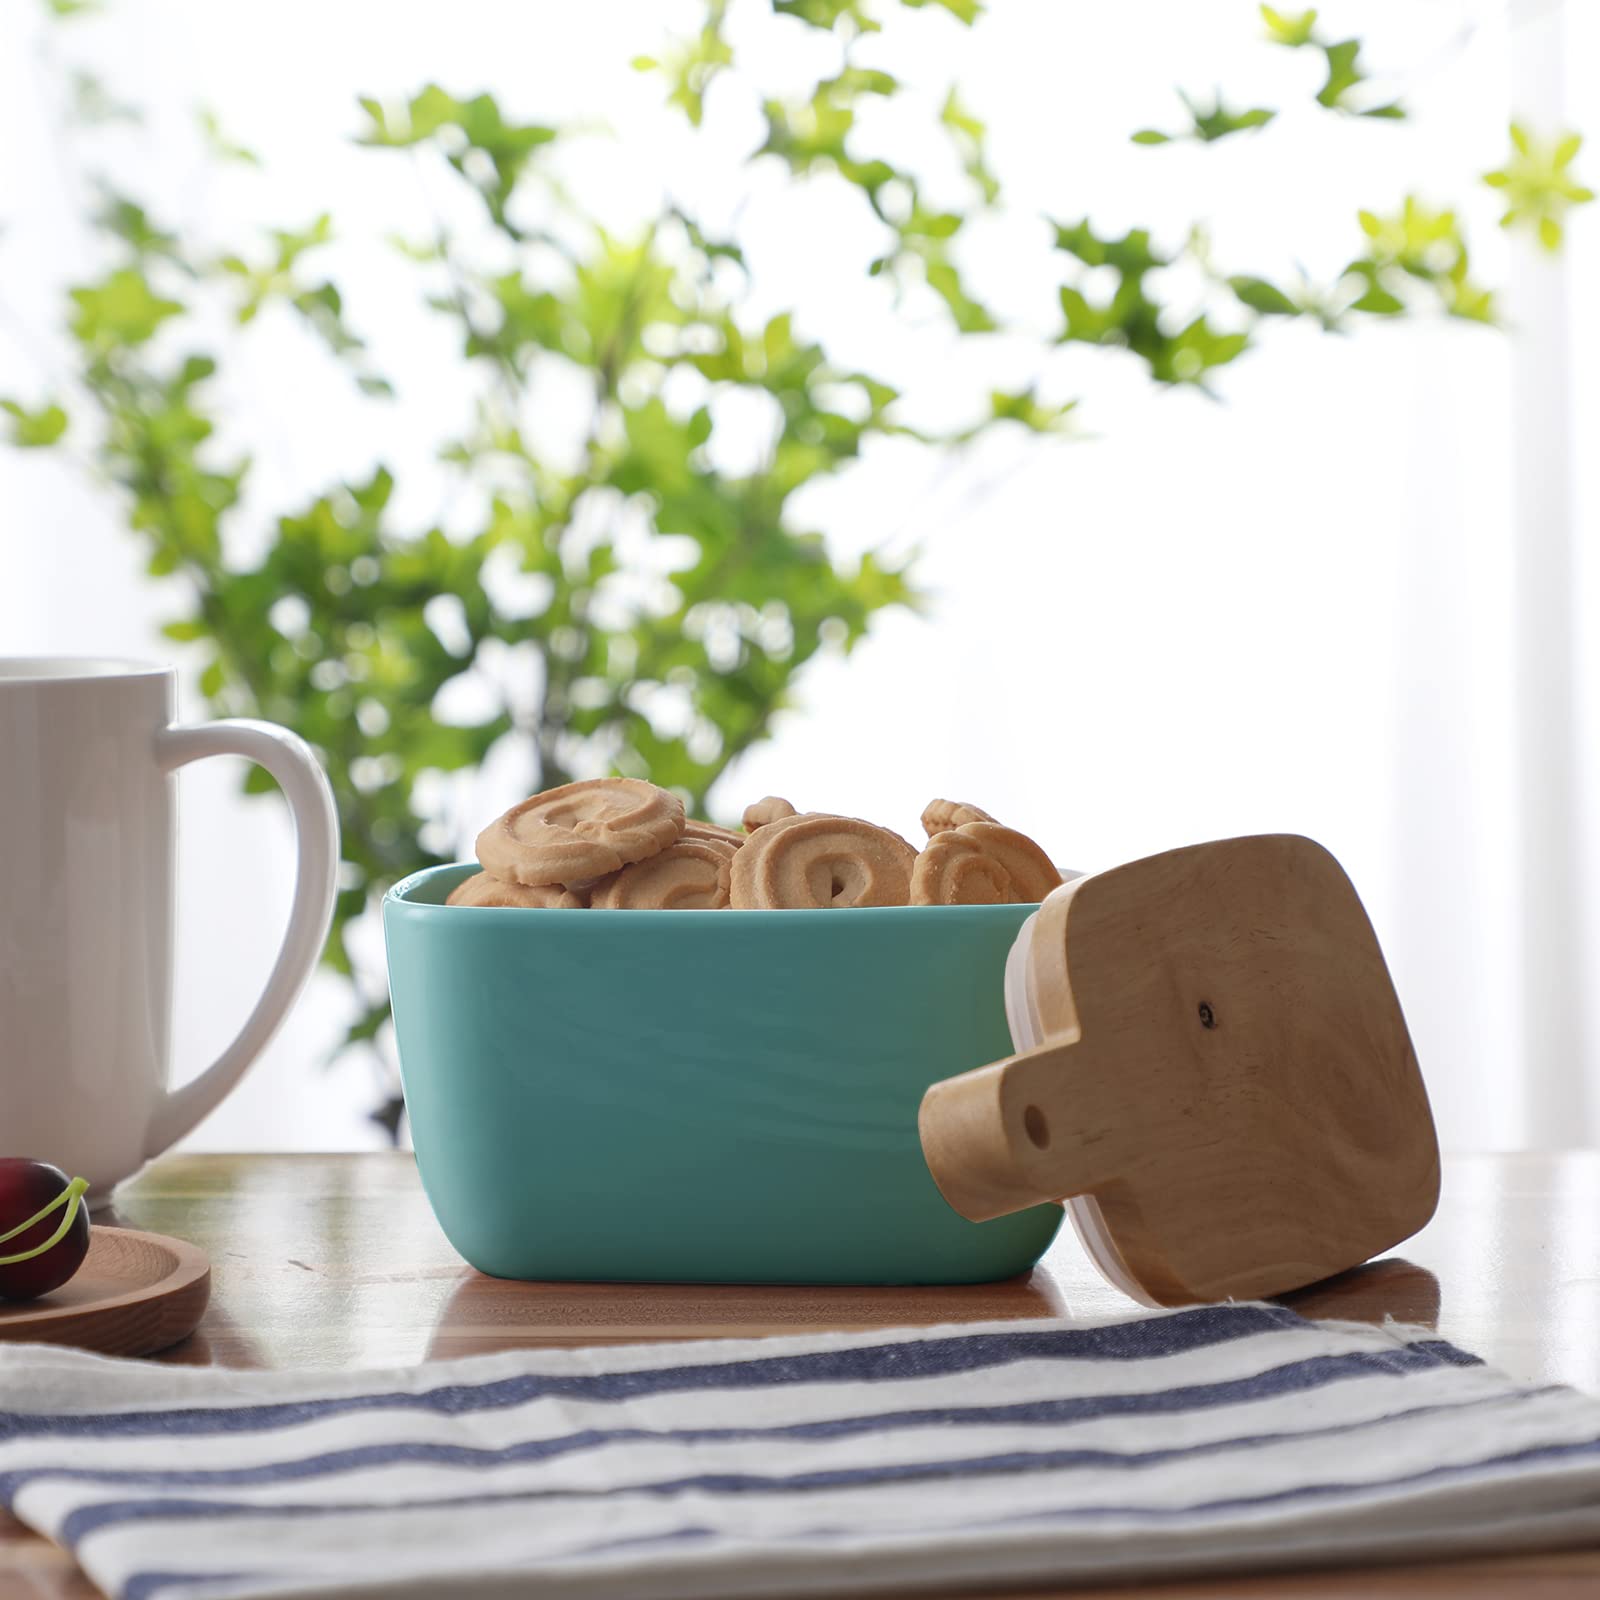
[920,797,996,838]
[682,818,746,850]
[446,872,585,909]
[476,778,684,886]
[907,834,1011,905]
[742,795,798,832]
[730,813,916,909]
[589,837,736,910]
[911,820,1061,906]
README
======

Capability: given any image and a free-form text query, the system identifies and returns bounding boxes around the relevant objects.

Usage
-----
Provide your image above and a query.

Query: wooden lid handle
[919,1034,1131,1222]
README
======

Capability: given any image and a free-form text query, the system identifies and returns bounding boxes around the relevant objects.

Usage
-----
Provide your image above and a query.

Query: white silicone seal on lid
[1002,881,1156,1306]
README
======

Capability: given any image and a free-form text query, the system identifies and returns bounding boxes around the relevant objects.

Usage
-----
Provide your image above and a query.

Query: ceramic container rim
[387,861,1045,924]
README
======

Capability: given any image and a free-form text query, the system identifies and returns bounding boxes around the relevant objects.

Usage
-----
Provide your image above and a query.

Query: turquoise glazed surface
[383,863,1064,1284]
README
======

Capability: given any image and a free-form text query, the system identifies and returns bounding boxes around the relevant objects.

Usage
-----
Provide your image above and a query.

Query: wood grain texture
[920,836,1441,1304]
[0,1228,209,1357]
[2,1150,1598,1599]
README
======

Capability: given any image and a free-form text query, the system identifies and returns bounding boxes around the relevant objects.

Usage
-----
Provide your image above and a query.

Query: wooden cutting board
[0,1227,210,1357]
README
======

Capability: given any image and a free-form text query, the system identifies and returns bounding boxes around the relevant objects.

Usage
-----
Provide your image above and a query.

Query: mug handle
[144,719,340,1157]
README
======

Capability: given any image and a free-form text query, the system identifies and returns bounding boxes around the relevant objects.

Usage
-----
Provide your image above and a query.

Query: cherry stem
[0,1178,90,1265]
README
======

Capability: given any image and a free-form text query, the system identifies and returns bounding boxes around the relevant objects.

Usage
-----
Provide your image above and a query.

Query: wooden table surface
[8,1150,1600,1598]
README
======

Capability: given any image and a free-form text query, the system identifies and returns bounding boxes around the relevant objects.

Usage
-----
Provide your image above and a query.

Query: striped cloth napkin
[4,1304,1600,1600]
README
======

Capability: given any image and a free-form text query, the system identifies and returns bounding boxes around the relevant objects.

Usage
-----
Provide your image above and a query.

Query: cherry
[0,1160,91,1301]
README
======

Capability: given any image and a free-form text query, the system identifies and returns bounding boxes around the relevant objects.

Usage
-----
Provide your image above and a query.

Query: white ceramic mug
[0,658,338,1202]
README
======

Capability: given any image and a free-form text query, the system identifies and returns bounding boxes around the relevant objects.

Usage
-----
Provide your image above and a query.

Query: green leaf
[901,0,983,20]
[341,1003,392,1049]
[1227,107,1276,135]
[1317,39,1362,108]
[1349,280,1404,314]
[356,85,462,147]
[198,107,261,165]
[0,400,69,447]
[1152,316,1250,386]
[1228,275,1299,316]
[773,0,881,29]
[923,258,997,332]
[985,387,1077,434]
[94,192,182,263]
[385,233,445,263]
[902,206,962,240]
[69,267,183,348]
[1310,36,1405,117]
[656,18,736,126]
[1260,5,1318,47]
[1153,92,1276,144]
[833,67,898,97]
[1052,219,1167,274]
[939,88,999,205]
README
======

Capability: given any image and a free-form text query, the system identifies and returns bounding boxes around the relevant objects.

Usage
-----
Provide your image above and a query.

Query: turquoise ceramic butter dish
[383,863,1063,1285]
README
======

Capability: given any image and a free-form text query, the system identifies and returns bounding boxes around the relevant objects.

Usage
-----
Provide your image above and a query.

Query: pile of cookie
[447,777,1063,910]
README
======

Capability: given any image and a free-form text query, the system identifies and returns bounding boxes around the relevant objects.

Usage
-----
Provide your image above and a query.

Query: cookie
[476,778,684,886]
[907,833,1012,906]
[911,820,1061,906]
[589,837,737,910]
[683,818,745,850]
[920,797,996,838]
[730,813,917,908]
[446,872,585,909]
[742,795,798,832]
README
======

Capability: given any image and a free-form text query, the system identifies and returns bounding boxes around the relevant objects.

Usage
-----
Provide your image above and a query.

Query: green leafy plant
[3,0,1588,1137]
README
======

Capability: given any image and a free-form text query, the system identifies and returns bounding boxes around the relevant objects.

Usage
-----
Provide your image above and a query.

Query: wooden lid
[918,835,1439,1305]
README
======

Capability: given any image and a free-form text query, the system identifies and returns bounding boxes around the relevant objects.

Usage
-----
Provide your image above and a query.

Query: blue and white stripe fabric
[4,1305,1600,1600]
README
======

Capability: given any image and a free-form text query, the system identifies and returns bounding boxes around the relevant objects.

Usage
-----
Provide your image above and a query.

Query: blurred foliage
[2,0,1589,1135]
[1259,6,1406,119]
[1132,93,1277,147]
[1484,124,1596,252]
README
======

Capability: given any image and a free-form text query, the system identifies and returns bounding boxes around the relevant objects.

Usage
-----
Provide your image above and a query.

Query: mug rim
[0,656,174,683]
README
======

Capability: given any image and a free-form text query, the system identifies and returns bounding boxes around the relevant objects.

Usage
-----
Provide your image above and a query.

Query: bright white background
[0,0,1595,1155]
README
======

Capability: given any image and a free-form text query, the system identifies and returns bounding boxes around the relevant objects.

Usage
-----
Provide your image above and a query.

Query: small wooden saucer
[0,1228,210,1357]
